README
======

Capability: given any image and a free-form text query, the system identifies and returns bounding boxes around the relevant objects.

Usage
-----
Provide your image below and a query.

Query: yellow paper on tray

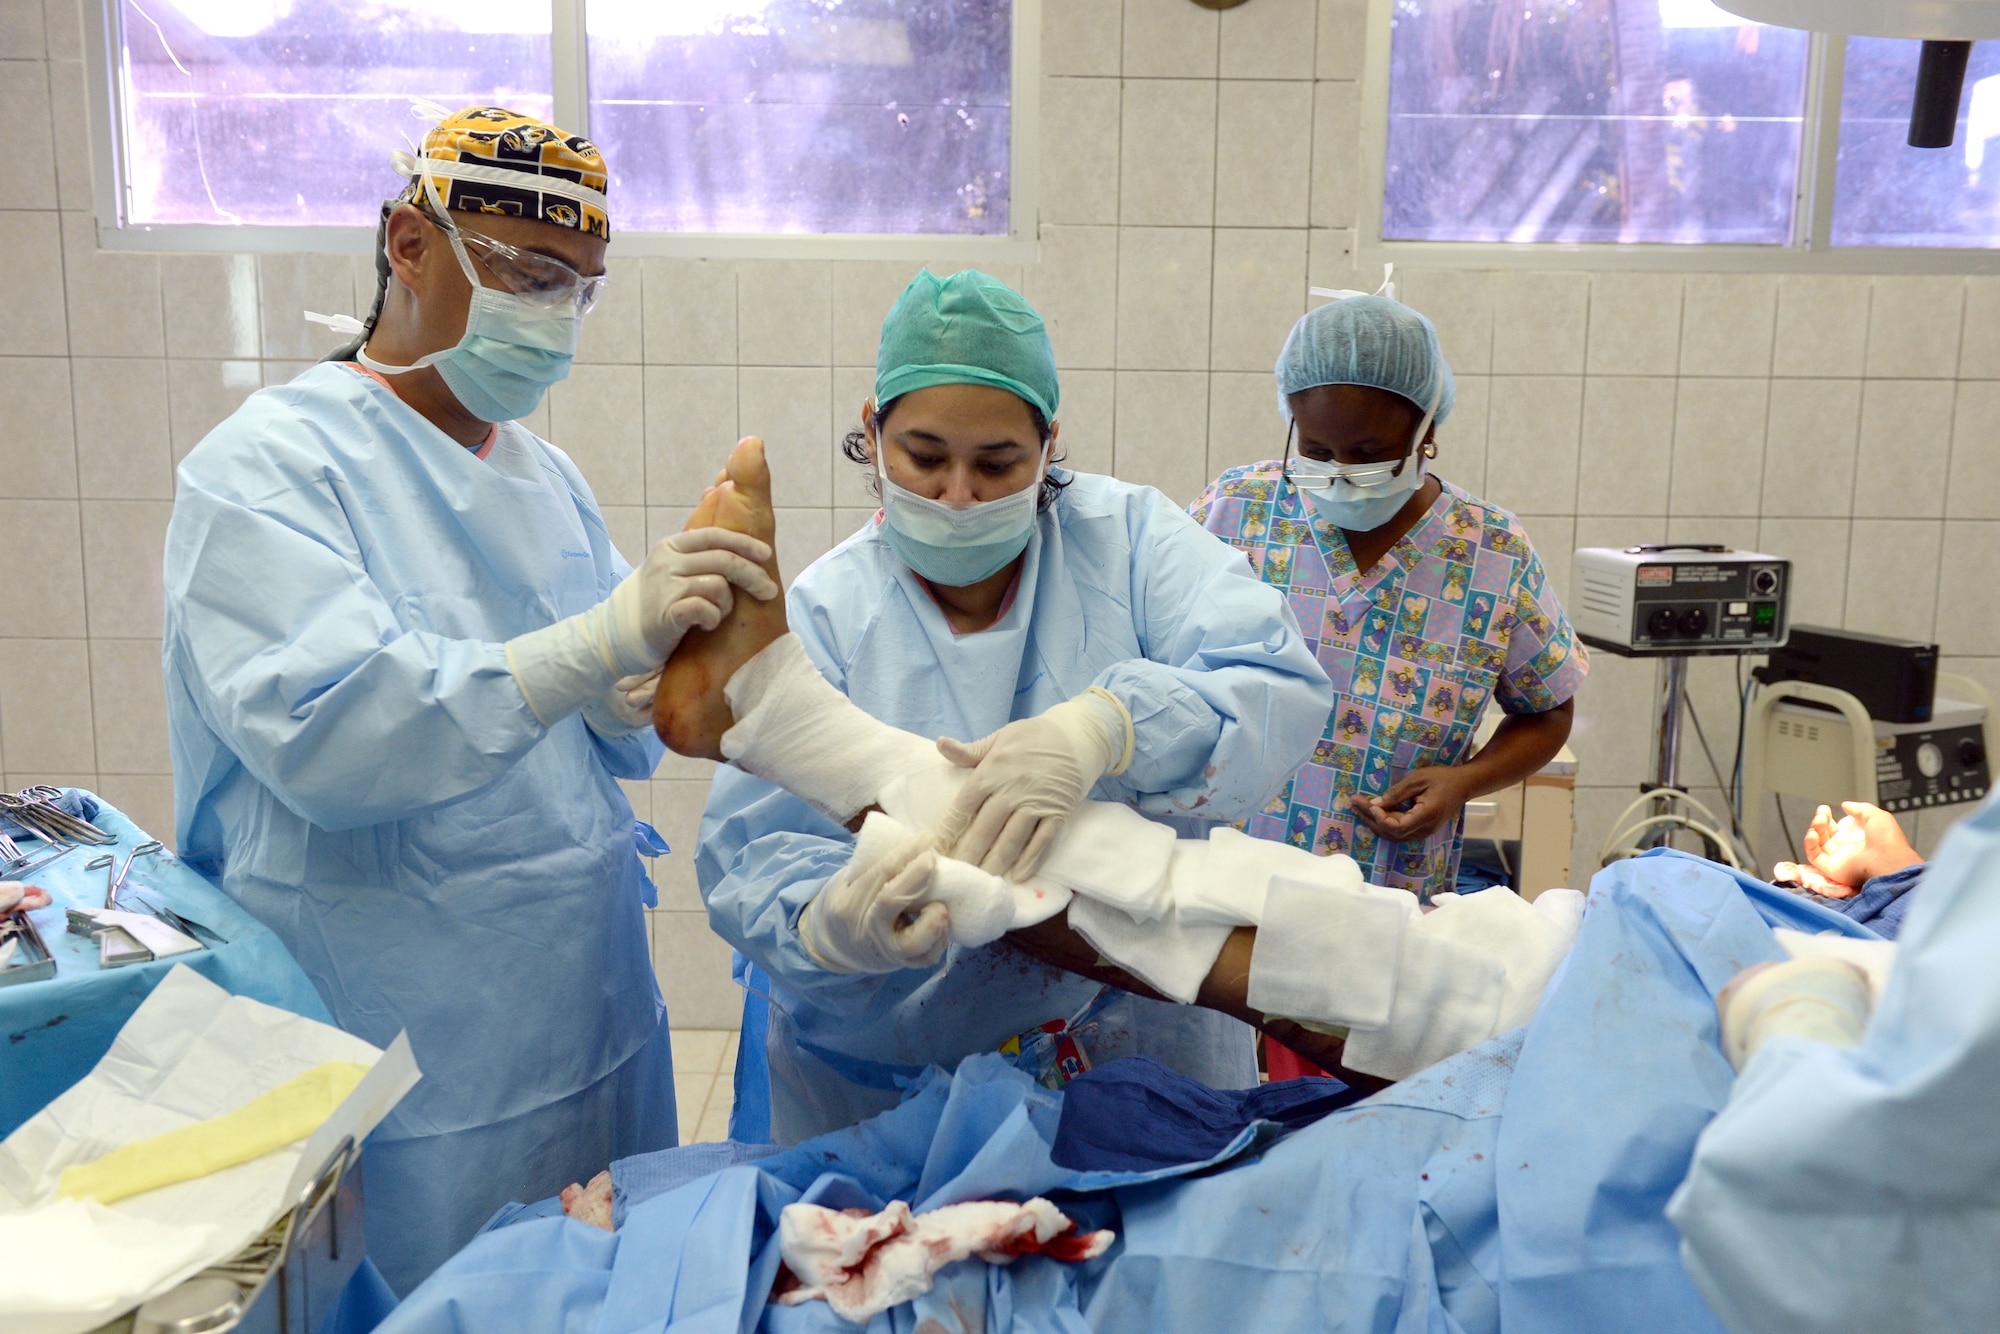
[58,1061,370,1205]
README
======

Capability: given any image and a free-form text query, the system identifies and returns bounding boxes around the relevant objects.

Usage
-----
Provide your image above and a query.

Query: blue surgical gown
[697,469,1334,1143]
[162,363,676,1294]
[1670,791,2000,1332]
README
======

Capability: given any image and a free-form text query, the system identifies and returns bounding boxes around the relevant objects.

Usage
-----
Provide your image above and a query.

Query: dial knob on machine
[1648,608,1679,638]
[1917,741,1945,778]
[1678,607,1709,636]
[1962,737,1986,768]
[1751,566,1779,595]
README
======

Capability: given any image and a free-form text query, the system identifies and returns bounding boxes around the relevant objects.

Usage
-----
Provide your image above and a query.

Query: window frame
[80,0,1041,261]
[1357,0,2000,273]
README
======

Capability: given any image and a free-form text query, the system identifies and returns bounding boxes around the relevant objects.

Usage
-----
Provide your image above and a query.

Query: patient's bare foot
[654,436,790,757]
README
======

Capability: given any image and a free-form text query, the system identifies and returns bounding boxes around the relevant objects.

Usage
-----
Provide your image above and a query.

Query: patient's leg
[1003,914,1391,1094]
[653,437,790,758]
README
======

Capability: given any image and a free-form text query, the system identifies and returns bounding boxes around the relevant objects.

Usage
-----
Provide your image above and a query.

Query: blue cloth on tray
[378,850,1875,1334]
[0,793,330,1137]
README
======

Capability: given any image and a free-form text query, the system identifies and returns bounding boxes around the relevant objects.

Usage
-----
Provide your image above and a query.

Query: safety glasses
[1280,421,1414,492]
[422,208,607,315]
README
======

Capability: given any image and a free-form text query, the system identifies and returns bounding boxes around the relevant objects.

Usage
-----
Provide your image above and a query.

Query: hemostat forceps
[87,840,164,910]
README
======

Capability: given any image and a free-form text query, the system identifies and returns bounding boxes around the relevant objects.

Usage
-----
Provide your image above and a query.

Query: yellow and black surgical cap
[394,106,610,239]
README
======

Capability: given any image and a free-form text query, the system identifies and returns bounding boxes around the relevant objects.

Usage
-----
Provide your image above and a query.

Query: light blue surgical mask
[354,179,582,422]
[877,445,1048,587]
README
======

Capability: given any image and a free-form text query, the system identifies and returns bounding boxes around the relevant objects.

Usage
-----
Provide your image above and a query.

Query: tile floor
[670,1028,740,1144]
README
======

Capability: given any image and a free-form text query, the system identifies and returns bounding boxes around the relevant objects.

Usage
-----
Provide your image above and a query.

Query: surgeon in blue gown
[1671,789,2000,1332]
[161,108,779,1294]
[698,270,1333,1144]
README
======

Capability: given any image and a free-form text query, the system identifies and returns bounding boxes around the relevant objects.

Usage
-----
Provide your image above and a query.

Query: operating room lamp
[1715,0,2000,145]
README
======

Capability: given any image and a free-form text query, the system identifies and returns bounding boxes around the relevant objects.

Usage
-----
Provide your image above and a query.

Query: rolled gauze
[1244,874,1419,1031]
[851,811,1050,948]
[880,765,1176,921]
[1180,828,1365,928]
[1067,896,1233,1005]
[1340,918,1508,1082]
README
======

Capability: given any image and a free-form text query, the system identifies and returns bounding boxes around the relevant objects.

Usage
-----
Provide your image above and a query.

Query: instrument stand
[1642,654,1694,851]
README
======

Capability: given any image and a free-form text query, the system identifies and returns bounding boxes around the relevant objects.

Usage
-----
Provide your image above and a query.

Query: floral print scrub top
[1188,466,1588,898]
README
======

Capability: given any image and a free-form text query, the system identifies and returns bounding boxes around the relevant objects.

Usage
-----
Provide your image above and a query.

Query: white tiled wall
[3,0,1995,1029]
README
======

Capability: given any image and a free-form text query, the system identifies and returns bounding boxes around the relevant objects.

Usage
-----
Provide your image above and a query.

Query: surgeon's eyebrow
[896,429,1030,451]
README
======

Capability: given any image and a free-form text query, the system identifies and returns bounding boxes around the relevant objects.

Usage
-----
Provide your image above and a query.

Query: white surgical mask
[877,444,1050,587]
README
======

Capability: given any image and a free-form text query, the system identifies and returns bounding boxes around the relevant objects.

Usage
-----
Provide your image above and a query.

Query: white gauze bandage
[1067,896,1233,1005]
[1772,927,1897,1006]
[1243,873,1418,1030]
[720,634,939,824]
[1720,954,1874,1072]
[1419,888,1583,1033]
[852,811,1066,948]
[1182,828,1365,927]
[879,769,1177,918]
[1339,913,1507,1082]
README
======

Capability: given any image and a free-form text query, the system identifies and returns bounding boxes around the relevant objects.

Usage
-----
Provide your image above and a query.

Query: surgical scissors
[87,841,164,910]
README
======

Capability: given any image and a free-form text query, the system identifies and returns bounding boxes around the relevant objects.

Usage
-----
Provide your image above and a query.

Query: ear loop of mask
[1285,371,1443,492]
[349,164,488,378]
[873,419,1054,513]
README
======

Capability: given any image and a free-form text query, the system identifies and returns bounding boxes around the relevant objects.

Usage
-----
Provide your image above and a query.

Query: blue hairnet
[1275,294,1455,427]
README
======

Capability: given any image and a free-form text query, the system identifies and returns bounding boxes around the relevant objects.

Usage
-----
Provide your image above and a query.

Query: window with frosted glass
[1384,0,1809,244]
[1833,38,2000,248]
[117,0,552,227]
[585,1,1011,235]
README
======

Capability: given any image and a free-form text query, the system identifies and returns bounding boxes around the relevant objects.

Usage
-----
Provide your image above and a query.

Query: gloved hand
[1773,802,1922,897]
[610,528,779,668]
[934,687,1135,881]
[580,670,661,739]
[506,528,776,726]
[799,830,952,974]
[1717,955,1874,1071]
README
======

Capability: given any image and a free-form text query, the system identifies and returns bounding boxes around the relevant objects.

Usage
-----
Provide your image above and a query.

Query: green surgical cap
[875,269,1061,423]
[1276,294,1455,428]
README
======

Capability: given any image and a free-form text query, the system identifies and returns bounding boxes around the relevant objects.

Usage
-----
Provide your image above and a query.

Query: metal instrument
[130,894,220,945]
[0,910,57,986]
[2,842,76,879]
[0,786,115,847]
[89,841,165,910]
[105,1137,366,1334]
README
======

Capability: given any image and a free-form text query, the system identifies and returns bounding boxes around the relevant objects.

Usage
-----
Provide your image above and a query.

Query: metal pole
[1647,655,1691,849]
[1655,654,1689,791]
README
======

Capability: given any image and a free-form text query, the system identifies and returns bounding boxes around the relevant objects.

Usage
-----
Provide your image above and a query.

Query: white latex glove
[581,670,661,739]
[799,830,952,974]
[612,528,778,667]
[933,687,1134,881]
[506,527,776,726]
[1717,955,1874,1072]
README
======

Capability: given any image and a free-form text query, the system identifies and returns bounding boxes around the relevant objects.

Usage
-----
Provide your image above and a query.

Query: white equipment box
[1571,545,1790,656]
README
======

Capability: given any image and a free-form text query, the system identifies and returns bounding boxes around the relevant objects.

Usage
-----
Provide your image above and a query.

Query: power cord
[1685,689,1752,852]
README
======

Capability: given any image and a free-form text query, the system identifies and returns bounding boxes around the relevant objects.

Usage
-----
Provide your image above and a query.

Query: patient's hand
[653,437,790,757]
[1775,802,1921,897]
